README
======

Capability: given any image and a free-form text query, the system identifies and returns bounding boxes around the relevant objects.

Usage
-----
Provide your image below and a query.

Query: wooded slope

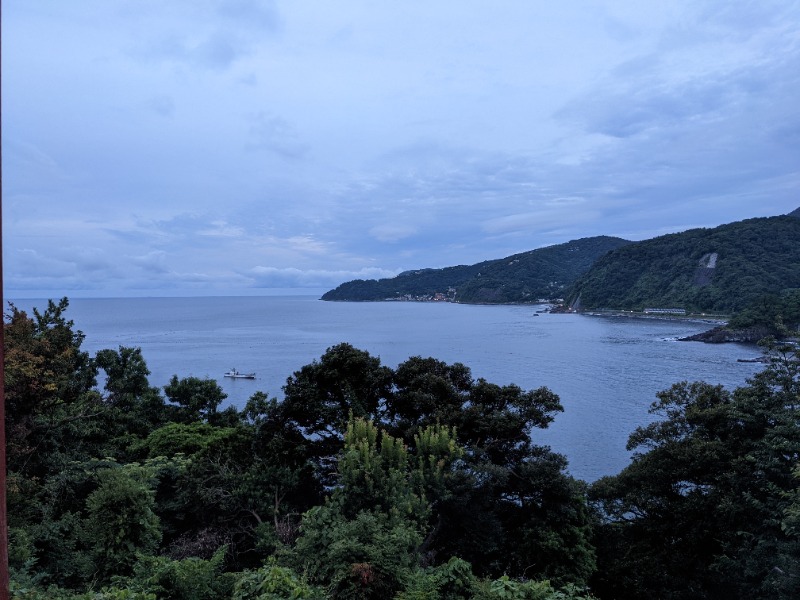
[566,215,800,313]
[322,236,630,303]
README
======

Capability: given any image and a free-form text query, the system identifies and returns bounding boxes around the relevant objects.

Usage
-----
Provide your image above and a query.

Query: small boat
[224,368,256,379]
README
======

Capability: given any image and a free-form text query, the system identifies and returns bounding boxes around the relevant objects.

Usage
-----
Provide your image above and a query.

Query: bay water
[11,296,763,482]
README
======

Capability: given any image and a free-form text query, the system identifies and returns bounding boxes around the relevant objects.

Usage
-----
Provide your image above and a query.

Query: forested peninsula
[324,210,800,341]
[5,298,800,599]
[567,213,800,341]
[322,237,630,303]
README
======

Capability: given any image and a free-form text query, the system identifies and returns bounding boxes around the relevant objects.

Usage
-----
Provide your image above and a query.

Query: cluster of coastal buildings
[643,307,687,315]
[385,292,453,302]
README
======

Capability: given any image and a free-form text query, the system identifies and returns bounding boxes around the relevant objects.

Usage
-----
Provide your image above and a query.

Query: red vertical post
[0,0,9,597]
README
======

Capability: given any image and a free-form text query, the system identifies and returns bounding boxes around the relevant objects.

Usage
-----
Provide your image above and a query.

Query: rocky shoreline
[549,305,777,345]
[677,324,774,344]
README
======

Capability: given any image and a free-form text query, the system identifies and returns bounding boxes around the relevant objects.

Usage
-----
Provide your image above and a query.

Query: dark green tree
[388,356,593,584]
[95,346,172,453]
[85,466,162,581]
[292,417,463,600]
[95,346,151,400]
[4,298,99,475]
[590,342,800,599]
[281,343,394,474]
[282,346,593,585]
[163,375,227,423]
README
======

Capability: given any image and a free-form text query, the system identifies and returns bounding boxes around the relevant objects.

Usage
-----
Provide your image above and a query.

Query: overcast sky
[4,1,799,298]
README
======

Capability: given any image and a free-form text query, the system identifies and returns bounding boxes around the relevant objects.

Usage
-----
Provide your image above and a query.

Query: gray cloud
[248,266,399,289]
[217,0,280,32]
[247,112,309,159]
[131,251,171,274]
[147,95,175,117]
[5,1,800,297]
[135,31,250,70]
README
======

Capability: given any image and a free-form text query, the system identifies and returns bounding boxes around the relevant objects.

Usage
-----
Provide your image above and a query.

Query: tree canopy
[589,340,800,599]
[4,302,596,599]
[322,237,629,303]
[567,216,800,314]
[5,298,800,599]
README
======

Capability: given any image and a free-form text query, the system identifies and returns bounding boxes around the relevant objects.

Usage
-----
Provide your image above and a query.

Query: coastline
[576,309,728,327]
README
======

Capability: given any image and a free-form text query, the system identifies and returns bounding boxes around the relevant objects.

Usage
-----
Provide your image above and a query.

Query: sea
[9,295,764,482]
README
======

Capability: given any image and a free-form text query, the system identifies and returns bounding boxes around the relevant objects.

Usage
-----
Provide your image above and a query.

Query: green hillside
[321,261,490,301]
[566,215,800,313]
[322,236,630,303]
[455,236,631,303]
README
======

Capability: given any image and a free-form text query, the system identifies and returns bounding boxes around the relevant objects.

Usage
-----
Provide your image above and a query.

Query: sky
[3,1,800,298]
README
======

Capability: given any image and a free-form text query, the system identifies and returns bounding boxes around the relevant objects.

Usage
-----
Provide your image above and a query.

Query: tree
[95,346,171,449]
[85,466,161,581]
[124,546,234,600]
[95,346,151,401]
[281,343,393,475]
[240,392,323,550]
[232,558,324,600]
[281,346,592,584]
[4,298,99,475]
[388,357,592,584]
[163,376,227,423]
[590,342,800,599]
[292,417,463,599]
[387,356,472,440]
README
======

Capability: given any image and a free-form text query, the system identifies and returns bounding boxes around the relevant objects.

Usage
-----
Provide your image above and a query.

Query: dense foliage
[5,299,594,599]
[589,339,800,599]
[727,289,800,333]
[5,298,800,599]
[566,215,800,314]
[321,263,488,302]
[321,237,629,303]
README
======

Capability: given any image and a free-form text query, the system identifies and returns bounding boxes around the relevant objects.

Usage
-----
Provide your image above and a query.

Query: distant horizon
[6,206,799,300]
[4,288,328,302]
[6,2,799,299]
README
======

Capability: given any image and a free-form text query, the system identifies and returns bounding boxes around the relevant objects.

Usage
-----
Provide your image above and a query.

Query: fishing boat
[224,368,256,379]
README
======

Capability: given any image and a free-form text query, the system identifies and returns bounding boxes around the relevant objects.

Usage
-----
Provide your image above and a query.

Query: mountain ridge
[322,209,800,318]
[322,236,631,303]
[565,214,800,315]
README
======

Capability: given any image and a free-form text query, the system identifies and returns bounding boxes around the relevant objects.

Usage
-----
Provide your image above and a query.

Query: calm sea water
[11,296,763,481]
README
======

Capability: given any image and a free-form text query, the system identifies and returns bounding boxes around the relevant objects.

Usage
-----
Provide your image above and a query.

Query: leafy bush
[232,559,324,599]
[120,546,235,600]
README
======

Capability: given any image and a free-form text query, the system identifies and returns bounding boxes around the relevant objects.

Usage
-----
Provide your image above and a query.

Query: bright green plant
[232,559,325,599]
[85,465,161,580]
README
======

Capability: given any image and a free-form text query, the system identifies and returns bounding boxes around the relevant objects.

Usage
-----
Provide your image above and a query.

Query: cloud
[283,235,332,255]
[198,221,247,238]
[135,31,250,70]
[557,2,800,143]
[147,95,175,117]
[4,140,71,194]
[248,266,399,289]
[123,0,280,70]
[247,112,310,159]
[217,0,280,32]
[369,224,418,243]
[482,203,602,236]
[5,246,132,295]
[192,32,246,69]
[5,1,800,297]
[131,251,170,274]
[11,249,74,279]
